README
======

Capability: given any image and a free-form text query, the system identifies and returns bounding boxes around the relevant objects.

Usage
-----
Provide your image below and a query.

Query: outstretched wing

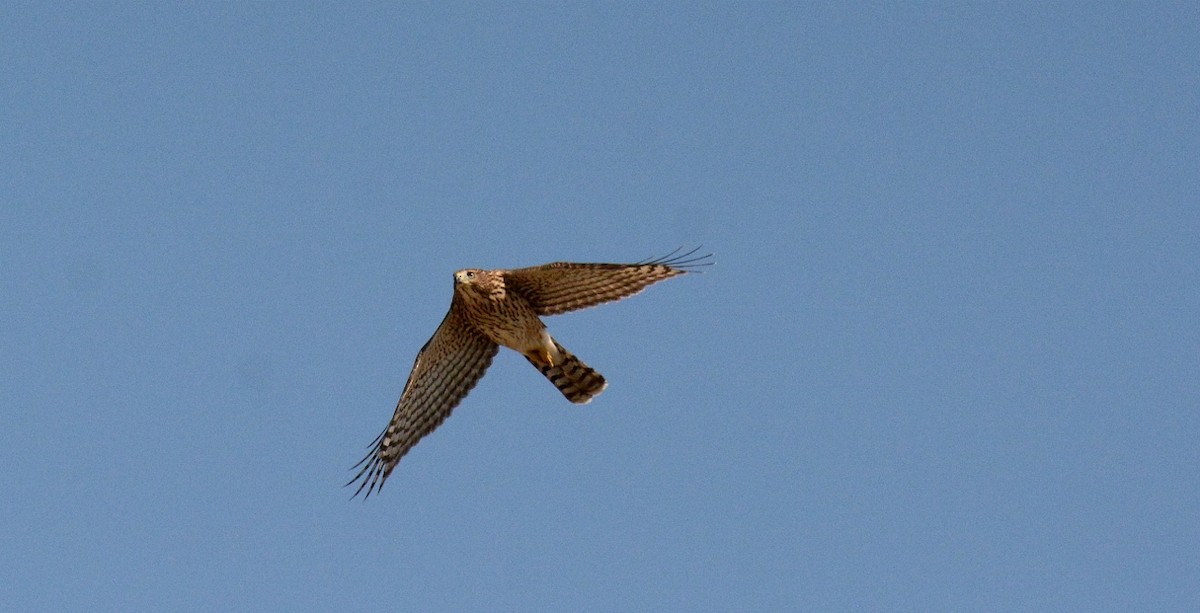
[504,247,713,316]
[348,300,498,498]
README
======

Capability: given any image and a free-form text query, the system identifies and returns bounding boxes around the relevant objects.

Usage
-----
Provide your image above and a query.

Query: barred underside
[528,341,607,404]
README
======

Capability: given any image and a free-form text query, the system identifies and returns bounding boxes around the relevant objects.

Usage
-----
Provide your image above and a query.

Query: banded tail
[526,340,608,404]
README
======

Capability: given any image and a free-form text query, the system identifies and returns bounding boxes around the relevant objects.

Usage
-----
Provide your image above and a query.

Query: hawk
[348,248,712,497]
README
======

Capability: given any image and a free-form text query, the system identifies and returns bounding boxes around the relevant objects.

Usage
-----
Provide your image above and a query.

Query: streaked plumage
[349,248,712,498]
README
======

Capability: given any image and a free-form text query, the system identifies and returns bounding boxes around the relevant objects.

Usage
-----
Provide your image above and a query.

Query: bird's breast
[463,291,544,352]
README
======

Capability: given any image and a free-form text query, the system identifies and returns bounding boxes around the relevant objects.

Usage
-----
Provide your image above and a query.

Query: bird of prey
[348,248,712,497]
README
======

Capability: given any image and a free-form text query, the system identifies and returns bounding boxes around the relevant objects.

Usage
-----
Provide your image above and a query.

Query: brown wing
[504,247,713,316]
[348,299,498,498]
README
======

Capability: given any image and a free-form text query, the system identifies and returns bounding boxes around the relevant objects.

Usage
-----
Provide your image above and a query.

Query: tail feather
[527,340,607,404]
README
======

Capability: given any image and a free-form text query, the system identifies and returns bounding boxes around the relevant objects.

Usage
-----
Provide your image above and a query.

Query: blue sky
[2,2,1198,611]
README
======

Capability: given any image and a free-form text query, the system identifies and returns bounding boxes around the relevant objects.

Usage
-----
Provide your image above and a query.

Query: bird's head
[453,269,480,286]
[454,268,501,301]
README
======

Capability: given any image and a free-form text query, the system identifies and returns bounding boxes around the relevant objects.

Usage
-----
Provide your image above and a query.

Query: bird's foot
[527,348,554,367]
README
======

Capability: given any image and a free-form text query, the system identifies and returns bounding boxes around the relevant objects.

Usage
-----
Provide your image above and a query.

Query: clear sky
[2,3,1197,611]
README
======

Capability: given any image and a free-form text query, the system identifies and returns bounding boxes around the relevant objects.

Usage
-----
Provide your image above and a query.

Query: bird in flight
[348,247,712,498]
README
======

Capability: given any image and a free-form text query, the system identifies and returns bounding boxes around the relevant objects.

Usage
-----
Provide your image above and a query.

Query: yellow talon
[526,348,554,367]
